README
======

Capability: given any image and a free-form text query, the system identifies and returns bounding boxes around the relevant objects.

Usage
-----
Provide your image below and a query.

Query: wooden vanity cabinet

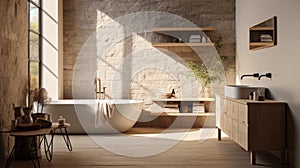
[216,95,286,165]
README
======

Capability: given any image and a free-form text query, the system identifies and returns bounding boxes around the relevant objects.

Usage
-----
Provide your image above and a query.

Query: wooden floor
[0,128,288,168]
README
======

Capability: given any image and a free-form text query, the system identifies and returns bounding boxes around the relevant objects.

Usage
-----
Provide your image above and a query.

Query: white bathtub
[44,99,143,134]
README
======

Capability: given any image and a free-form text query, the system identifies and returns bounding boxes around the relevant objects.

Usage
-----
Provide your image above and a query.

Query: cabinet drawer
[232,101,239,120]
[232,119,238,142]
[225,117,232,137]
[227,100,233,117]
[238,104,248,124]
[238,123,248,151]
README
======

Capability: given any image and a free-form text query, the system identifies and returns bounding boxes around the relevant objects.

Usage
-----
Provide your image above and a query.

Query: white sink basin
[225,85,260,99]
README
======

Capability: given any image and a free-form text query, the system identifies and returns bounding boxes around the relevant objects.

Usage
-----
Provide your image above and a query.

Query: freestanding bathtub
[44,99,143,134]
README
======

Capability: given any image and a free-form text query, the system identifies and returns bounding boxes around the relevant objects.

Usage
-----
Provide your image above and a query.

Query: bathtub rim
[47,99,143,105]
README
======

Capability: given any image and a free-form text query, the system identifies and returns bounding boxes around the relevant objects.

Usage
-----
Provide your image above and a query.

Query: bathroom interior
[0,0,299,167]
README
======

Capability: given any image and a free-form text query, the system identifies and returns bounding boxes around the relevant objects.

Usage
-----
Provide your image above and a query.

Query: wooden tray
[17,123,41,131]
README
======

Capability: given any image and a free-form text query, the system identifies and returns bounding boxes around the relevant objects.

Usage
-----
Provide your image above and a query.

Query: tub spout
[95,78,106,99]
[101,87,106,99]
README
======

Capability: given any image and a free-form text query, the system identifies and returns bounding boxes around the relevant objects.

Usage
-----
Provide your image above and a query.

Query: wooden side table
[43,123,73,161]
[6,126,54,168]
[5,123,73,168]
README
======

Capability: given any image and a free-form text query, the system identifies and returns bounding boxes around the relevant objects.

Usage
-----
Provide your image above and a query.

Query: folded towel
[95,101,115,128]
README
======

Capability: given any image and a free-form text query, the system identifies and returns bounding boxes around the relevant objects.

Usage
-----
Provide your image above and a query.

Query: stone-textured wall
[63,0,236,99]
[0,0,28,158]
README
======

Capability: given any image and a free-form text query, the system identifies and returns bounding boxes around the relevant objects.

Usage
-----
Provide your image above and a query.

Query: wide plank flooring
[0,128,288,168]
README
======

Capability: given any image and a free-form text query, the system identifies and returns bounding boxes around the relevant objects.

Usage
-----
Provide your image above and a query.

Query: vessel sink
[225,85,260,99]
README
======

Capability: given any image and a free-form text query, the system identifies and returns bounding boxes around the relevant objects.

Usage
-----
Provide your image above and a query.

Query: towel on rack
[95,101,115,128]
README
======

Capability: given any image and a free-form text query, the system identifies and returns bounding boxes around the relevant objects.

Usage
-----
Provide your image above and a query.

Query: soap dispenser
[171,89,176,98]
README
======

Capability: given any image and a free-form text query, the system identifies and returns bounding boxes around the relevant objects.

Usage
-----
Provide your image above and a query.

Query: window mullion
[39,0,42,88]
[28,1,31,103]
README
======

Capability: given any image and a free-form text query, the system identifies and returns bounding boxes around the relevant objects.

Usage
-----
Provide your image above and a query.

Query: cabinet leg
[281,150,287,165]
[250,151,256,165]
[217,128,221,141]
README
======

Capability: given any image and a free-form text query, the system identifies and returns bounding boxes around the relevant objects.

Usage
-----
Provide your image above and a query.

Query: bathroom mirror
[249,16,277,50]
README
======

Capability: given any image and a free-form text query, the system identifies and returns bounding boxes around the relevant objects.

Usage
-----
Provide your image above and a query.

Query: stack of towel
[260,34,272,42]
[189,35,201,43]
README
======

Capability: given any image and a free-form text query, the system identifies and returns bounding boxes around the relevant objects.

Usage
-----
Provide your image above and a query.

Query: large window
[28,0,42,94]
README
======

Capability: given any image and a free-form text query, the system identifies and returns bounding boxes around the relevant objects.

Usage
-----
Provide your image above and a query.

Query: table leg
[250,151,256,165]
[43,134,54,161]
[5,145,16,168]
[59,127,73,151]
[29,137,40,168]
[7,136,41,167]
[38,136,43,148]
[217,128,221,141]
[281,149,287,165]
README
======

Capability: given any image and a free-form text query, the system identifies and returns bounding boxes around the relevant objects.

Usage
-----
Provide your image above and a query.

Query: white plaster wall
[236,0,300,167]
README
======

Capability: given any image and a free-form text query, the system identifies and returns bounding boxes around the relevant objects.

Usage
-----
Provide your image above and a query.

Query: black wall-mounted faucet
[240,73,259,80]
[258,73,272,80]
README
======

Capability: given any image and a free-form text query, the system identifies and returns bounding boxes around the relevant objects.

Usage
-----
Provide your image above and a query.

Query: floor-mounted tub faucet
[240,73,260,80]
[95,77,106,99]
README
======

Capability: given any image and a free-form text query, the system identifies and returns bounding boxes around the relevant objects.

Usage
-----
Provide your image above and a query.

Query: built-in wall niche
[249,16,277,50]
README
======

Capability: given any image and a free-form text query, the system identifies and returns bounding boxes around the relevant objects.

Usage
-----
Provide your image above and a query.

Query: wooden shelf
[250,42,274,47]
[249,16,277,51]
[250,42,274,51]
[152,27,216,32]
[150,112,215,117]
[152,27,216,49]
[152,42,215,47]
[250,27,274,31]
[152,98,214,113]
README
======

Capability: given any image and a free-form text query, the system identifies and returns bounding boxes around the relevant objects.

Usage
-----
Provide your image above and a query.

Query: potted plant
[187,37,227,97]
[31,88,52,121]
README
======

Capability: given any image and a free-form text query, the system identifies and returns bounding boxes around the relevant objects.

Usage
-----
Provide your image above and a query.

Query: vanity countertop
[216,94,286,105]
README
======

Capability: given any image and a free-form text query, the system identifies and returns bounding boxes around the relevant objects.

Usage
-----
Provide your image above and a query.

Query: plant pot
[200,86,212,98]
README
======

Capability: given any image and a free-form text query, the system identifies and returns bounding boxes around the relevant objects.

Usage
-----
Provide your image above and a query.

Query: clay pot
[12,104,22,119]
